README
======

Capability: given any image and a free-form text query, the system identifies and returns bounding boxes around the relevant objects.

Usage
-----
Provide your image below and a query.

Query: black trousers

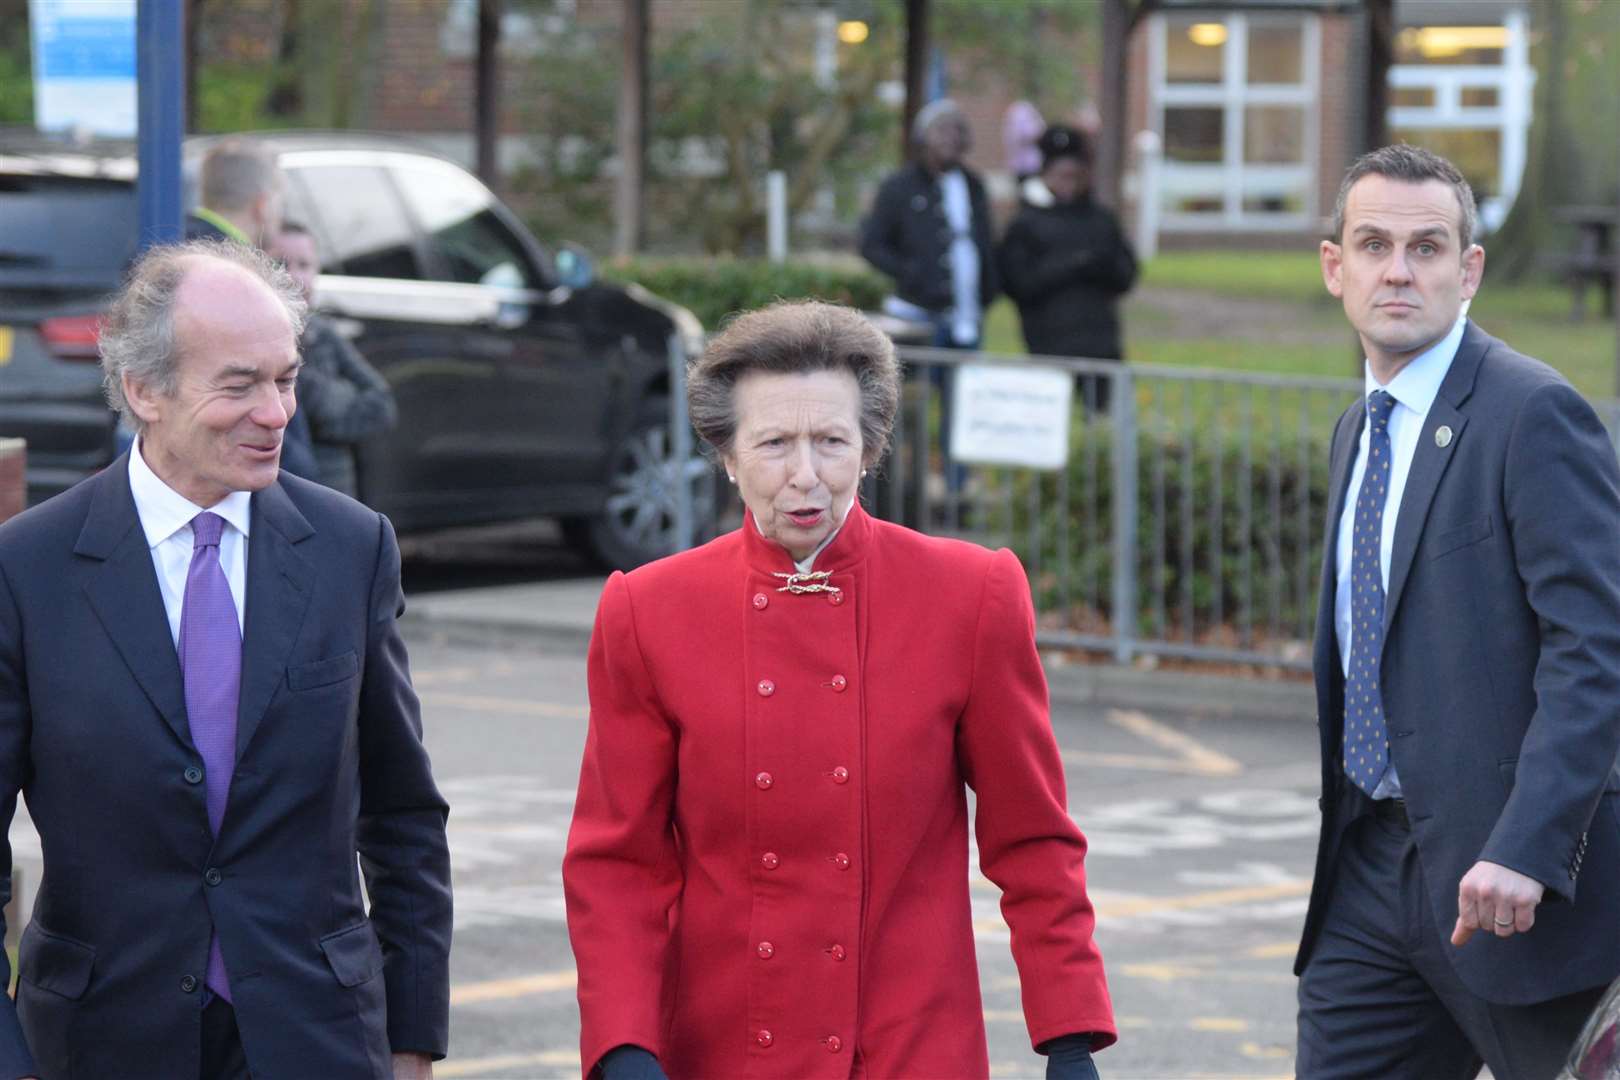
[1296,807,1604,1080]
[201,994,250,1080]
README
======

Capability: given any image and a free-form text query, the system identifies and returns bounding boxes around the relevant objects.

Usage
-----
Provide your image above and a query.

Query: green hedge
[602,256,890,331]
[976,420,1336,648]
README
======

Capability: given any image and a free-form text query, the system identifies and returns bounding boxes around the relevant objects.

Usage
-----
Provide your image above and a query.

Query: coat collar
[742,498,873,577]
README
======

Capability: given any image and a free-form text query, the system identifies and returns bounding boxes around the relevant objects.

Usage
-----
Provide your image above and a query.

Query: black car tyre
[573,398,717,570]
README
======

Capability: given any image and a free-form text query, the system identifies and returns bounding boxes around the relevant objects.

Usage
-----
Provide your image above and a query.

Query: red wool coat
[564,503,1115,1079]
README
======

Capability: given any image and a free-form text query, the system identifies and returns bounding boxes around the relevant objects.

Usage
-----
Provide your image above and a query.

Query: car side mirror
[555,244,596,291]
[1565,978,1620,1078]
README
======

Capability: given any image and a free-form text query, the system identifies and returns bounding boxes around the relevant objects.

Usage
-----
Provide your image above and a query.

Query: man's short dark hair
[1332,144,1478,252]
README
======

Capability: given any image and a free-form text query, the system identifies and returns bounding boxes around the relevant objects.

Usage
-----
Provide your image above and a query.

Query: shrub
[603,256,890,331]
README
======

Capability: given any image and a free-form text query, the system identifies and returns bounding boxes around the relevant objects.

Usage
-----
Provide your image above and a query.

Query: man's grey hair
[99,240,307,432]
[199,138,282,212]
[1332,143,1479,252]
[911,98,966,144]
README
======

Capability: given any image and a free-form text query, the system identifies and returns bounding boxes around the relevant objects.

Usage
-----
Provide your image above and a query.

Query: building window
[1387,8,1533,231]
[1150,12,1318,231]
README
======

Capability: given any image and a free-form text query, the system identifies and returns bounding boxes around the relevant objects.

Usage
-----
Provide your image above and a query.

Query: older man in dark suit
[0,240,451,1079]
[1294,144,1620,1078]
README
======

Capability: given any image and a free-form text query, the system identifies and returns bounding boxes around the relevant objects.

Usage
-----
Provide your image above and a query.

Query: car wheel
[576,398,717,570]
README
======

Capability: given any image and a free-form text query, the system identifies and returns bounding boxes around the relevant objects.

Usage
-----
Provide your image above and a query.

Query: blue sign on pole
[136,1,186,251]
[29,0,138,135]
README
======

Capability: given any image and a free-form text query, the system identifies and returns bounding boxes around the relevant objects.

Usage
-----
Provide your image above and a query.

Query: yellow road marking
[420,692,588,720]
[0,327,12,365]
[973,879,1310,935]
[1099,879,1311,917]
[436,1050,579,1077]
[450,969,577,1005]
[1192,1017,1250,1033]
[1100,708,1245,776]
[1241,1041,1293,1060]
[1247,941,1299,959]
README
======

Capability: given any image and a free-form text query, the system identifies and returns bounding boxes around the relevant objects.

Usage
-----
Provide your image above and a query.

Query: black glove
[1043,1033,1100,1080]
[599,1045,668,1080]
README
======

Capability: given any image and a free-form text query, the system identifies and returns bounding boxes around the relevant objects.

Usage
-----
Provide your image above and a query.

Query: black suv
[0,130,708,569]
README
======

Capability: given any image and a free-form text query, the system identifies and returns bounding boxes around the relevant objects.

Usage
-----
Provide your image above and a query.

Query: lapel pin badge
[1434,425,1453,448]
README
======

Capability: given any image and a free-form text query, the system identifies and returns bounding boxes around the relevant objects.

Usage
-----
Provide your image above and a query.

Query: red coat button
[831,766,850,785]
[757,679,775,697]
[757,941,775,959]
[825,1035,843,1053]
[755,772,774,790]
[752,592,769,610]
[756,1029,774,1048]
[828,590,845,606]
[829,674,847,692]
[832,852,851,871]
[829,943,847,961]
[761,851,780,870]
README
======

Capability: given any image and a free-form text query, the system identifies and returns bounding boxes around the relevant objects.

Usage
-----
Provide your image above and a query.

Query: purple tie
[179,511,240,1002]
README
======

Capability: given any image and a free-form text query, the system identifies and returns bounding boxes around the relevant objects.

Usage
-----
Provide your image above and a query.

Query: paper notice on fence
[949,363,1074,471]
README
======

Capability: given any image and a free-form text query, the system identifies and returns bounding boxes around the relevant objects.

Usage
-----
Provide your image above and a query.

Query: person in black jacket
[1000,125,1138,413]
[268,223,398,498]
[860,98,998,348]
[861,100,997,498]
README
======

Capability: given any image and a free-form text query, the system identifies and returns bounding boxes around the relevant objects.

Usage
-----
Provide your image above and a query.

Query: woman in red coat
[564,301,1115,1080]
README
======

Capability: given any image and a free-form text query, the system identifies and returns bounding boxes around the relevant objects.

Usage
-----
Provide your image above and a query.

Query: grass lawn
[983,250,1619,402]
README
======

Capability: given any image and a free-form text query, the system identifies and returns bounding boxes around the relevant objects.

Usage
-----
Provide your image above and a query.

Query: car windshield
[0,173,135,291]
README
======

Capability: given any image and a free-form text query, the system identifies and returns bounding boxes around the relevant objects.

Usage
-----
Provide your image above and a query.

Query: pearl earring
[727,474,736,484]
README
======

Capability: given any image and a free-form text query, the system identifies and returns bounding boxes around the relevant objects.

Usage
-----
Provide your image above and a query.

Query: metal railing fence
[673,342,1620,669]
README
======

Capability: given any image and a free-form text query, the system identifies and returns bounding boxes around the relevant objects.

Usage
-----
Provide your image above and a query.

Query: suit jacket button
[756,941,774,959]
[761,851,780,870]
[831,766,850,785]
[756,1029,774,1048]
[180,975,198,993]
[832,852,851,871]
[204,868,223,886]
[752,593,769,610]
[757,679,775,697]
[829,674,847,692]
[829,943,847,961]
[755,772,774,791]
[184,766,203,785]
[828,591,845,606]
[825,1035,843,1053]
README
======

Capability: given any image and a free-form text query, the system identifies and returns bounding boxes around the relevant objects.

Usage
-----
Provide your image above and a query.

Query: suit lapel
[76,457,192,748]
[1381,322,1486,635]
[235,481,316,760]
[1314,404,1363,678]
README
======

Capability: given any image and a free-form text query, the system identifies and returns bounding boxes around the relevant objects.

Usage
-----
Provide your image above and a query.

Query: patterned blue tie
[1344,390,1394,796]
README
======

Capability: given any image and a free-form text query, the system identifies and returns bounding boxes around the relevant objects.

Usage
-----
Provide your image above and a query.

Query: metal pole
[668,334,694,553]
[475,0,502,191]
[136,0,186,252]
[1111,366,1138,663]
[614,0,649,257]
[766,170,788,263]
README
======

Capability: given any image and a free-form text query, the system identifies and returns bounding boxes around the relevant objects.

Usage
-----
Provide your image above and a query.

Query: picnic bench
[1551,205,1616,321]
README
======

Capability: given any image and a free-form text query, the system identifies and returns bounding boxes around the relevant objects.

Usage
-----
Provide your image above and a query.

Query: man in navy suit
[0,240,451,1078]
[1294,144,1620,1078]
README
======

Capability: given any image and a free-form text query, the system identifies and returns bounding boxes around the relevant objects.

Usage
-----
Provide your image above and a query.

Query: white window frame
[1149,11,1321,232]
[1386,6,1533,230]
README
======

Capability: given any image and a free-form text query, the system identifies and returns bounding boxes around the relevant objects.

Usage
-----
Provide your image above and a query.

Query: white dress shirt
[1334,314,1467,799]
[128,440,252,644]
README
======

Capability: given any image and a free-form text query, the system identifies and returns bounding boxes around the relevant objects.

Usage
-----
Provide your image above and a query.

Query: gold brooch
[773,571,842,597]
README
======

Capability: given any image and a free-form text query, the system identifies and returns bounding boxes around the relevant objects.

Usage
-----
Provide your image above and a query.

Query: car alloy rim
[602,424,713,556]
